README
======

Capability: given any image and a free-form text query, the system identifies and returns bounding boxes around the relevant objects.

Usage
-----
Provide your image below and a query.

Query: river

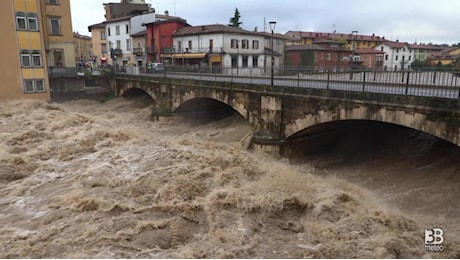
[0,97,458,258]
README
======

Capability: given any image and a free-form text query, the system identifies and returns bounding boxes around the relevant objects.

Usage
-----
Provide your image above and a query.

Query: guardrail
[116,66,460,99]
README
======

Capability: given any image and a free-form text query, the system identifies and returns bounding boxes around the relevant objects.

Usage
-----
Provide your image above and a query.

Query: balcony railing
[133,47,144,56]
[48,67,78,77]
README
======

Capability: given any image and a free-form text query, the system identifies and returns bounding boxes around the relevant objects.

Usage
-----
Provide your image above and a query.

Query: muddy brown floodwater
[0,97,459,258]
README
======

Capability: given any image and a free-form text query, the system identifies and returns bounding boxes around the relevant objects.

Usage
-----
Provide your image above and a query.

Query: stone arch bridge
[114,74,460,152]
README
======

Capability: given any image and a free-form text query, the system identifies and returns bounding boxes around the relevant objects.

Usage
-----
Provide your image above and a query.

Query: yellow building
[74,32,92,63]
[0,0,50,100]
[285,31,387,50]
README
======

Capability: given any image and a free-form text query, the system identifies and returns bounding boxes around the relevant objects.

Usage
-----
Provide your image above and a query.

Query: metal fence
[116,65,460,99]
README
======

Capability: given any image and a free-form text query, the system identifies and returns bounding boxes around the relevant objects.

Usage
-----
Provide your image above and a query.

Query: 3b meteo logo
[424,228,444,252]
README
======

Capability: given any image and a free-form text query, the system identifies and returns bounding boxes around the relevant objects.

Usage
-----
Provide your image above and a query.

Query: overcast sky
[70,0,460,45]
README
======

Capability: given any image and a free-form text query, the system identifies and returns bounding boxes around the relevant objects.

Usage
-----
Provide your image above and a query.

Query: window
[107,27,111,36]
[49,17,61,35]
[100,31,106,40]
[188,40,192,50]
[253,56,258,67]
[209,39,213,52]
[230,39,239,49]
[242,56,248,67]
[116,40,121,49]
[385,54,388,60]
[252,40,259,49]
[47,0,58,4]
[101,43,107,53]
[53,49,63,66]
[126,39,130,51]
[241,39,249,49]
[115,25,120,35]
[24,80,34,93]
[28,13,38,31]
[231,56,238,68]
[327,53,331,60]
[21,51,31,67]
[35,80,45,92]
[395,55,398,61]
[32,51,42,67]
[125,24,129,34]
[24,79,46,93]
[16,12,27,30]
[178,41,182,52]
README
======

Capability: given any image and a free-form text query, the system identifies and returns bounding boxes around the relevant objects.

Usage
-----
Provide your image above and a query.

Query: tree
[228,8,242,29]
[453,57,460,77]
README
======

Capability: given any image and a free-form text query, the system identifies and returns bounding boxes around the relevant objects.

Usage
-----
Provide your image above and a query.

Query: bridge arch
[284,104,460,147]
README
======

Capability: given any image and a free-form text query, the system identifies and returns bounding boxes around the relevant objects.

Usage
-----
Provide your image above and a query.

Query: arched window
[32,50,42,67]
[20,50,31,67]
[28,13,39,31]
[16,12,27,30]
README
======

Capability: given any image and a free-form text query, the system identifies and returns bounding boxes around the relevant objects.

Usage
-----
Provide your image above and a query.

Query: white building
[374,41,413,71]
[172,24,277,76]
[106,16,133,65]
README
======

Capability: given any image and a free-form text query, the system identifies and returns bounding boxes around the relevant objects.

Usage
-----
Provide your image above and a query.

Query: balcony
[48,67,78,77]
[133,47,144,56]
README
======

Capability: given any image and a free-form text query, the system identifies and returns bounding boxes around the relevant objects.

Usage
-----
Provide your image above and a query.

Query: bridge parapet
[114,73,460,149]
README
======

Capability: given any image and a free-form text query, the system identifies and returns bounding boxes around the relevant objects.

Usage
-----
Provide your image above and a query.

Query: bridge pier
[250,129,286,156]
[151,106,174,121]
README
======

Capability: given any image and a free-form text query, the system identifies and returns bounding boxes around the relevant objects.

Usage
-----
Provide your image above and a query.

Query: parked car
[151,63,164,72]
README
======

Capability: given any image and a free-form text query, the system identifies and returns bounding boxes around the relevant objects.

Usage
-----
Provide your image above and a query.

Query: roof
[408,43,444,51]
[88,22,105,32]
[286,44,352,53]
[378,41,409,48]
[143,18,189,27]
[173,24,264,37]
[286,31,387,42]
[355,48,385,54]
[131,30,146,37]
[73,32,91,40]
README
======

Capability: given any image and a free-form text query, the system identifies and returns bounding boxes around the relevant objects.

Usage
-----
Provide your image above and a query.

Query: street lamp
[351,30,358,59]
[269,21,276,87]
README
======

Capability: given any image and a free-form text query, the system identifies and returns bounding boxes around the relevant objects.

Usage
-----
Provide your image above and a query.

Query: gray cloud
[71,0,460,45]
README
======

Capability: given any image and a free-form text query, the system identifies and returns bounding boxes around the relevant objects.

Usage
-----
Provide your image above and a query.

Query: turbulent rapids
[0,97,459,258]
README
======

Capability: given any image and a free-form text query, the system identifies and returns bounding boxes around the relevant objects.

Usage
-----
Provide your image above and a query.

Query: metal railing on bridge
[115,65,460,99]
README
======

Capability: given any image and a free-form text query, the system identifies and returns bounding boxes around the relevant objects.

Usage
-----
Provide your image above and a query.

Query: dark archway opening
[121,88,155,108]
[175,98,241,124]
[283,120,460,216]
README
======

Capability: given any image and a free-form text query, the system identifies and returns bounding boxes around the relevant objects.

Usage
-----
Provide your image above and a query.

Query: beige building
[74,32,92,63]
[88,22,112,65]
[0,0,50,100]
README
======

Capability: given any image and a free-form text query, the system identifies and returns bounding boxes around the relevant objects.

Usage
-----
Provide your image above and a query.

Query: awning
[171,53,207,59]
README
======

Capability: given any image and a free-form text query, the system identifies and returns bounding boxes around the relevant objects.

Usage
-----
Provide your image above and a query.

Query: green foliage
[453,57,460,77]
[228,8,242,29]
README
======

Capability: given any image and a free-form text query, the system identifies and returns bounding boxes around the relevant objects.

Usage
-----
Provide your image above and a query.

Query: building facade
[354,48,384,70]
[144,18,189,64]
[88,22,111,66]
[375,41,412,71]
[74,32,92,63]
[285,41,352,71]
[285,31,387,50]
[172,24,271,76]
[0,0,50,100]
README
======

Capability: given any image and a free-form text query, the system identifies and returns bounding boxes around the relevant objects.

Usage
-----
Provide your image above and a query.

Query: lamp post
[269,21,276,87]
